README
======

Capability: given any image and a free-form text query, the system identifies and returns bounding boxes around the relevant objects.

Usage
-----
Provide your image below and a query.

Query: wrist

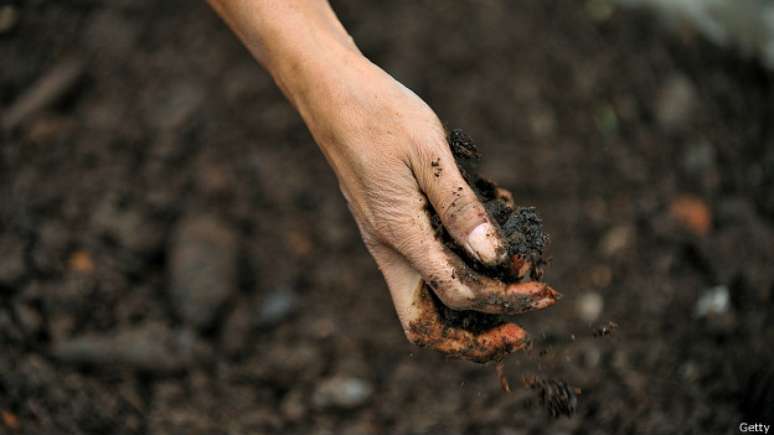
[209,0,363,109]
[268,37,365,111]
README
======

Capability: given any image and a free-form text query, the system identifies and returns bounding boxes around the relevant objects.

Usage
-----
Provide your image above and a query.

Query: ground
[1,1,774,434]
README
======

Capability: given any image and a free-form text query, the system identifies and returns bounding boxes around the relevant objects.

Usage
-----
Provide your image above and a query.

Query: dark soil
[443,128,549,282]
[523,375,580,419]
[2,1,774,434]
[430,291,505,334]
[429,128,550,334]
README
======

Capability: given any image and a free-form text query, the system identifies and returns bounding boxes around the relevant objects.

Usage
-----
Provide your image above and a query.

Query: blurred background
[2,0,774,434]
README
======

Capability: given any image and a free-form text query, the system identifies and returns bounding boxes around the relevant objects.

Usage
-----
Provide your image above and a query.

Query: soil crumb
[523,375,580,418]
[593,321,619,338]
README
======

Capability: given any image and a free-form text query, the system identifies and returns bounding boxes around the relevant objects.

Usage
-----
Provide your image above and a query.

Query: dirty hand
[210,0,557,362]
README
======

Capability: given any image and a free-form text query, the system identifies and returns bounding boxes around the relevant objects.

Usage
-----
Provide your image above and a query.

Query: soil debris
[2,58,84,130]
[593,321,619,337]
[523,375,580,418]
[442,129,549,283]
[1,409,20,432]
[426,129,552,333]
[670,194,712,237]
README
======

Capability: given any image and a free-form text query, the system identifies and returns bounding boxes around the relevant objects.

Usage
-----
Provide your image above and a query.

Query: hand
[297,56,557,362]
[210,0,558,362]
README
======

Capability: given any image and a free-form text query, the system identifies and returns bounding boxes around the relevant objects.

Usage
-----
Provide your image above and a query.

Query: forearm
[208,0,362,109]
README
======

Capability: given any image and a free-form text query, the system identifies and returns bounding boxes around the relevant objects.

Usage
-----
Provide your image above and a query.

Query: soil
[440,128,549,283]
[523,376,580,419]
[429,128,550,334]
[2,1,774,434]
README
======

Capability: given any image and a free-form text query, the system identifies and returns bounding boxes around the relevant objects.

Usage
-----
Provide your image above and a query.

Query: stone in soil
[169,214,237,330]
[313,375,373,410]
[52,322,208,372]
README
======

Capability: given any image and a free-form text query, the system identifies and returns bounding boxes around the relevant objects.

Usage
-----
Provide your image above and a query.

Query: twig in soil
[3,58,84,130]
[496,361,511,393]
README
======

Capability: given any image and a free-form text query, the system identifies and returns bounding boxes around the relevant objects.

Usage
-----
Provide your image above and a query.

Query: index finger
[404,279,530,363]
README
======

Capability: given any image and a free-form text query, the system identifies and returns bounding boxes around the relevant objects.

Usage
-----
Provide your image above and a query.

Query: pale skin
[209,0,558,362]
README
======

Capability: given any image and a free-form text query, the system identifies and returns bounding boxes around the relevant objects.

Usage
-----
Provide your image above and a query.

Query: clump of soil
[429,129,550,332]
[593,321,619,338]
[445,129,549,279]
[523,376,580,418]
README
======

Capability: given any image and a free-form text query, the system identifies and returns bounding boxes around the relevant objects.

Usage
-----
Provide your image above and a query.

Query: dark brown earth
[2,1,774,434]
[429,128,551,335]
[523,375,580,419]
[440,128,549,283]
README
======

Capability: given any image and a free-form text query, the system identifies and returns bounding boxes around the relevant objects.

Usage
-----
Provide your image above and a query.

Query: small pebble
[695,285,730,318]
[169,214,237,330]
[257,287,298,326]
[0,5,18,34]
[656,74,698,131]
[600,225,633,256]
[577,291,604,323]
[313,375,373,409]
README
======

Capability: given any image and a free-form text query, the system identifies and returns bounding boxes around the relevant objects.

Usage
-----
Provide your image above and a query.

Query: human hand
[294,55,558,362]
[210,0,559,362]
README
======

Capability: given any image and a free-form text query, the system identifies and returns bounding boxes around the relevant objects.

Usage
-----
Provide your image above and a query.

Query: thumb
[412,140,506,266]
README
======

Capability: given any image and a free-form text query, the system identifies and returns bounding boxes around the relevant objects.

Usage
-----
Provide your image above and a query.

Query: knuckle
[410,137,448,177]
[439,196,480,228]
[363,211,407,248]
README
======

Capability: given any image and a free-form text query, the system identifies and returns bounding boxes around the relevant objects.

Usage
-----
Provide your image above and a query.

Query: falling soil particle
[496,361,511,393]
[593,321,619,338]
[523,375,581,418]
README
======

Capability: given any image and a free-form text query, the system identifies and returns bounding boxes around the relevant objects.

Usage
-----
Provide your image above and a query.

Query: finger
[367,244,529,363]
[406,278,529,363]
[378,193,559,315]
[411,138,506,266]
[366,242,425,329]
[470,280,561,315]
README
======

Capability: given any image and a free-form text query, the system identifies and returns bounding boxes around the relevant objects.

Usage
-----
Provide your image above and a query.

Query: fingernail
[531,296,558,310]
[530,285,562,310]
[535,284,561,301]
[466,222,502,265]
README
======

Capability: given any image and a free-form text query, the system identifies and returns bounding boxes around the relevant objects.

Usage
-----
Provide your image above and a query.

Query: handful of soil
[429,129,550,333]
